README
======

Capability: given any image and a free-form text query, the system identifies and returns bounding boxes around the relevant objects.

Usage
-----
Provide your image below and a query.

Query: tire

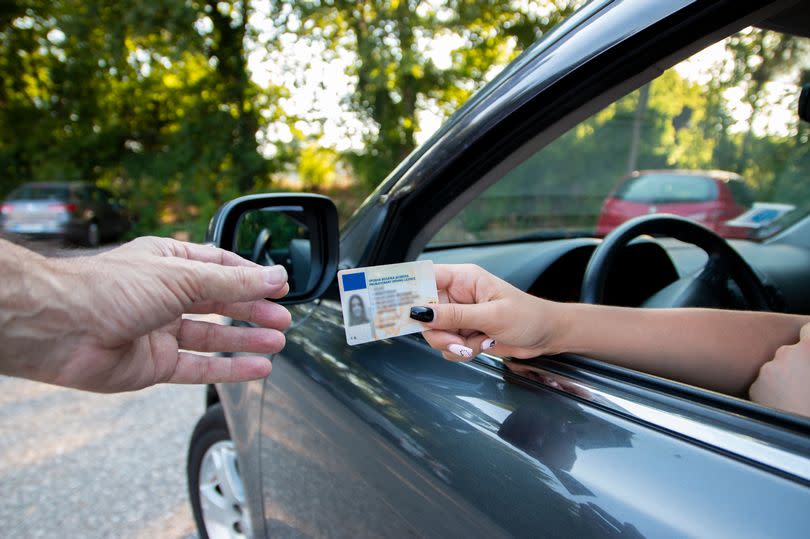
[187,404,253,539]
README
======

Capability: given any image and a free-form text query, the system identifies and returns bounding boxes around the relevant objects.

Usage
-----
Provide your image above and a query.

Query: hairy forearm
[0,240,83,381]
[550,302,809,395]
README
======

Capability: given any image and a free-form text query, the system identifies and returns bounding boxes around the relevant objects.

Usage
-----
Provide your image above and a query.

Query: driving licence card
[338,260,438,345]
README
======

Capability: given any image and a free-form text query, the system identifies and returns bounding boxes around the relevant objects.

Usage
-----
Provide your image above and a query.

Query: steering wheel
[581,214,772,311]
[251,228,275,266]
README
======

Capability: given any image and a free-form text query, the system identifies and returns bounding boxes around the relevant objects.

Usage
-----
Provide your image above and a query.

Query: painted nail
[264,265,287,285]
[482,338,496,350]
[410,306,434,322]
[448,344,473,358]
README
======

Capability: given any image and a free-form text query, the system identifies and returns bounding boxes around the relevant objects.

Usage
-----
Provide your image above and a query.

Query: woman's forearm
[551,303,810,395]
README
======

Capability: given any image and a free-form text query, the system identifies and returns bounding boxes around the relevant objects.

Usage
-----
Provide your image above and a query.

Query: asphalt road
[0,378,203,539]
[1,237,202,538]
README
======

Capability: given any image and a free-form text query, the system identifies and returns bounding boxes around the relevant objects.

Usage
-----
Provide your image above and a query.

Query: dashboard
[421,236,810,314]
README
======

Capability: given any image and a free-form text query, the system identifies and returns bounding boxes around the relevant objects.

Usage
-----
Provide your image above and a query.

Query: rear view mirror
[206,194,339,304]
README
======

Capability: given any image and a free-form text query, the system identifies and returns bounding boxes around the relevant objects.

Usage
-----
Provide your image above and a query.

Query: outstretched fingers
[166,352,273,384]
[135,237,260,269]
[178,319,286,354]
[185,299,292,330]
[180,261,290,305]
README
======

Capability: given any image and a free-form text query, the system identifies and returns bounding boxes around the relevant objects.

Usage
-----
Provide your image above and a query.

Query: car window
[614,173,718,203]
[8,185,70,201]
[431,27,810,245]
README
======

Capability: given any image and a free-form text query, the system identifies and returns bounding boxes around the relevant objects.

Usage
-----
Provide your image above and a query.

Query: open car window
[431,26,810,246]
[419,20,810,449]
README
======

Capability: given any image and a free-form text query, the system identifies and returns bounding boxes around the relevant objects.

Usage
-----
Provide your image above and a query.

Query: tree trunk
[627,83,650,175]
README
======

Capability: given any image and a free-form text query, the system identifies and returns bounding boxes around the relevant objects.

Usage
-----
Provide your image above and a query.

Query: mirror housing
[206,193,339,305]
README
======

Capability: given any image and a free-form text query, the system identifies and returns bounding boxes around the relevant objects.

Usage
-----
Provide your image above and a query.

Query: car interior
[415,9,810,420]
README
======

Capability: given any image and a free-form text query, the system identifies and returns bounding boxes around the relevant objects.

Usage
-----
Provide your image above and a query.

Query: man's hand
[749,322,810,417]
[0,237,292,393]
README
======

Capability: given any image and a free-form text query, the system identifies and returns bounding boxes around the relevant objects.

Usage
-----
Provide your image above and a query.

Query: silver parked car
[1,182,131,246]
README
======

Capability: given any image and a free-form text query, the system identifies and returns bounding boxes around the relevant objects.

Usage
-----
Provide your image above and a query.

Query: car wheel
[187,404,252,539]
[86,221,100,247]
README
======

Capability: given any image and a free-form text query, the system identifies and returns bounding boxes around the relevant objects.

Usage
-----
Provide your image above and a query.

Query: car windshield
[8,186,70,201]
[431,26,810,245]
[614,174,718,204]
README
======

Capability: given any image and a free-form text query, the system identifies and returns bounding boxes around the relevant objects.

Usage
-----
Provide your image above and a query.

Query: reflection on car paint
[255,300,810,538]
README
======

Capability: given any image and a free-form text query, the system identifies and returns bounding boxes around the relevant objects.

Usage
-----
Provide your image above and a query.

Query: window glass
[8,185,70,201]
[614,173,718,203]
[431,27,810,244]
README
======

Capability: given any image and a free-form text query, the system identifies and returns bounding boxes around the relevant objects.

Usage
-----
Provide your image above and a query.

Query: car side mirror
[206,193,339,305]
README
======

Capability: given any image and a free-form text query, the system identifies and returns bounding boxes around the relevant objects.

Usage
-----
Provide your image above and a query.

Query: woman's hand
[410,263,810,408]
[410,264,565,361]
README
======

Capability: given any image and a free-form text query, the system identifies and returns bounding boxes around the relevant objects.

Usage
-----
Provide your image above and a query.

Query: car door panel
[259,300,810,538]
[216,377,268,537]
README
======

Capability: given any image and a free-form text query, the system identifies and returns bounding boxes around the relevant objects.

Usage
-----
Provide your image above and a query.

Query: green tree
[269,0,581,191]
[298,143,338,191]
[0,0,284,240]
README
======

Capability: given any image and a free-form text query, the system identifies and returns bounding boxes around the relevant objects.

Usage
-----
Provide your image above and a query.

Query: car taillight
[0,203,12,214]
[48,203,77,213]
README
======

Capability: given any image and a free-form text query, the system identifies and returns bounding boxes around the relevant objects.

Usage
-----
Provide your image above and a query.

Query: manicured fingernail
[448,344,473,358]
[482,338,496,350]
[410,306,434,322]
[264,265,287,285]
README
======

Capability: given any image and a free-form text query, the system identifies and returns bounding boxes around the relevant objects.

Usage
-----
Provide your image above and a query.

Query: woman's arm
[414,264,809,396]
[552,304,808,395]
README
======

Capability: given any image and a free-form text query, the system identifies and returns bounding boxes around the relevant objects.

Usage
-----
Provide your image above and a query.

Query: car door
[263,306,809,538]
[255,1,810,537]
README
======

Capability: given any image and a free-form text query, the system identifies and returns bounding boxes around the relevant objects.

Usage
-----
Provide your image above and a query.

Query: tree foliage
[1,3,808,243]
[0,0,282,239]
[270,0,581,190]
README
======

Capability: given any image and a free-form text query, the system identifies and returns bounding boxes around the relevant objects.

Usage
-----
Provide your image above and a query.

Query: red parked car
[596,169,755,238]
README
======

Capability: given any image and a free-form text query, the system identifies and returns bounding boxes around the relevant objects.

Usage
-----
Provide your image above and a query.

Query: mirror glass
[234,206,314,296]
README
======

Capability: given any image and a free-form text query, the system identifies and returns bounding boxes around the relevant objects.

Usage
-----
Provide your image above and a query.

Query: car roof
[757,0,810,38]
[631,169,744,183]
